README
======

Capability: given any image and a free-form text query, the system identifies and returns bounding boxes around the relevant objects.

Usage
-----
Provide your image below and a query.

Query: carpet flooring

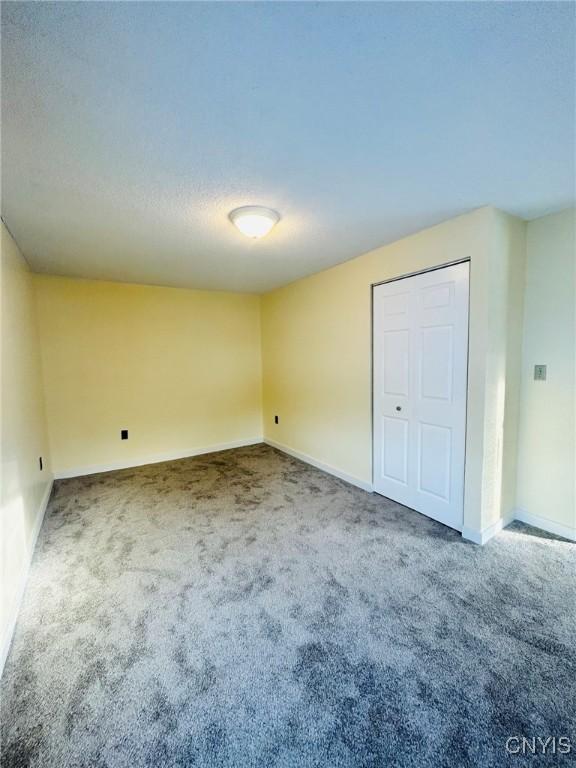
[2,444,575,767]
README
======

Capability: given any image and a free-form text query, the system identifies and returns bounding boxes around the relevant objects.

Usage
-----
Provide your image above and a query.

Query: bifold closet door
[373,262,469,531]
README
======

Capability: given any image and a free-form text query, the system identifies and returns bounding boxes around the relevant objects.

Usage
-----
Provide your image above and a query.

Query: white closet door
[373,262,469,531]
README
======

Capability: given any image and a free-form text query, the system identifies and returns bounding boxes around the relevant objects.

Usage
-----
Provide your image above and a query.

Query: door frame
[370,258,472,522]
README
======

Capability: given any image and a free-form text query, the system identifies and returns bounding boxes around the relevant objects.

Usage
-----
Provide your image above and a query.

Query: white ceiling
[2,2,574,293]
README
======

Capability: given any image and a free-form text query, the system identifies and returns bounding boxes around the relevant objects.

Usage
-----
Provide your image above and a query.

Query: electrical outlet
[121,429,128,440]
[274,415,279,424]
[534,365,547,381]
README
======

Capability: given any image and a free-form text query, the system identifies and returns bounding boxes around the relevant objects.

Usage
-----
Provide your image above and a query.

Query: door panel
[381,416,409,484]
[418,423,451,500]
[373,262,469,531]
[383,291,410,316]
[382,330,410,396]
[420,281,453,310]
[420,325,453,401]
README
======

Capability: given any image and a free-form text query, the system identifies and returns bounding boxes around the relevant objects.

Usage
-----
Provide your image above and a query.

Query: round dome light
[229,206,280,239]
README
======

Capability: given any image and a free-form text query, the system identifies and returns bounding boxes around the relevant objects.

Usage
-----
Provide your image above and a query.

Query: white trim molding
[1,479,54,676]
[54,438,263,479]
[264,438,373,493]
[462,509,576,545]
[514,508,576,542]
[461,514,515,546]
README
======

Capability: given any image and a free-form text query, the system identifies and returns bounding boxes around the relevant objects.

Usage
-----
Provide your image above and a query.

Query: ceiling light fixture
[229,206,280,239]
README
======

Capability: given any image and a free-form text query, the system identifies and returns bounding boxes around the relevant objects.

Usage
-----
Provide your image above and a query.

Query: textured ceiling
[2,2,574,293]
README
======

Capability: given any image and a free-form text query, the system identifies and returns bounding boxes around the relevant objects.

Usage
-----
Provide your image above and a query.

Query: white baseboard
[264,438,373,493]
[462,513,515,545]
[54,437,264,479]
[1,478,54,677]
[462,508,576,545]
[513,508,576,542]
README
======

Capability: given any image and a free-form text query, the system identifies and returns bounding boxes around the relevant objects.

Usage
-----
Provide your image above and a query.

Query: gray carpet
[2,444,575,767]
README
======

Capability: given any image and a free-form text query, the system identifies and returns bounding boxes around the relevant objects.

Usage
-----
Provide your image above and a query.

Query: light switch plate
[534,364,547,381]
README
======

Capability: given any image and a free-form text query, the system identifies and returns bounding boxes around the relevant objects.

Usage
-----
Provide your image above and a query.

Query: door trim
[371,257,471,289]
[371,259,471,521]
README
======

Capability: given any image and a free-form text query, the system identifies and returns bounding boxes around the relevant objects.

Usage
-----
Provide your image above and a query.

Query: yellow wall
[516,209,575,534]
[1,222,52,669]
[261,206,526,536]
[35,276,263,476]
